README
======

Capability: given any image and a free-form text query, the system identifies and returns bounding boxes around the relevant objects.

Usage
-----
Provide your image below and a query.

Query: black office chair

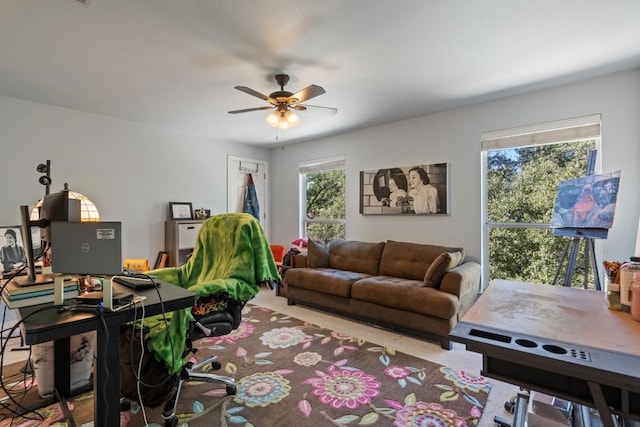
[159,291,245,425]
[137,213,280,427]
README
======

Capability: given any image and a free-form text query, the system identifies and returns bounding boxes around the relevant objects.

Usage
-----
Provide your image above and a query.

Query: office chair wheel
[504,397,516,413]
[211,360,222,370]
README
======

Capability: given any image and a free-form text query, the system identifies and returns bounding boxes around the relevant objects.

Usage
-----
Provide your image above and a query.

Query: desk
[18,281,196,427]
[449,280,640,427]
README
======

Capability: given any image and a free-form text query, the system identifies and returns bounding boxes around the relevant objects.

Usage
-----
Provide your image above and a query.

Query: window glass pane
[487,227,594,286]
[303,168,346,241]
[487,141,596,224]
[485,138,599,289]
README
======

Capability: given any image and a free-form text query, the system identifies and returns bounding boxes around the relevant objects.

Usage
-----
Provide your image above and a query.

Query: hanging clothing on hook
[243,173,260,221]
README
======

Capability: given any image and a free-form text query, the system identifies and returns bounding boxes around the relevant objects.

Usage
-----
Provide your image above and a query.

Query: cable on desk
[0,304,63,422]
[133,297,150,425]
[125,279,177,389]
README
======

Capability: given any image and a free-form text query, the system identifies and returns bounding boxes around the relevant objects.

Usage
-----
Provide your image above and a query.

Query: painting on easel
[551,170,621,229]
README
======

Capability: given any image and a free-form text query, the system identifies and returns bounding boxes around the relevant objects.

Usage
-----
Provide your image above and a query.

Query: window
[481,115,601,289]
[300,156,346,242]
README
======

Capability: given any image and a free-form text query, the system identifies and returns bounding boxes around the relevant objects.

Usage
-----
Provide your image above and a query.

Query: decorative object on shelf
[603,260,623,284]
[194,208,211,220]
[360,163,449,215]
[154,251,169,269]
[169,202,193,220]
[124,258,149,272]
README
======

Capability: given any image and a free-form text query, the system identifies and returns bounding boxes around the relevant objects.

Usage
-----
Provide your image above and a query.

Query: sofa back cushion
[379,240,464,281]
[329,239,385,275]
[307,239,330,268]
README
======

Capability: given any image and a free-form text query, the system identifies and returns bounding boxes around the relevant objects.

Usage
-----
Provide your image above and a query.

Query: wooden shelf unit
[164,220,204,267]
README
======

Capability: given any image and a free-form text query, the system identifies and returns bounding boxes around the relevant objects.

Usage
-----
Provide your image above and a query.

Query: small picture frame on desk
[169,202,193,220]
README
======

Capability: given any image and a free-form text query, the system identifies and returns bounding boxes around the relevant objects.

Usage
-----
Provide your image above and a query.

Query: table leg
[54,337,71,397]
[94,320,121,427]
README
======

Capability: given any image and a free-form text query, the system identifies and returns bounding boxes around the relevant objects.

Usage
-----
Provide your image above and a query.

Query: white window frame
[299,155,346,238]
[480,114,602,290]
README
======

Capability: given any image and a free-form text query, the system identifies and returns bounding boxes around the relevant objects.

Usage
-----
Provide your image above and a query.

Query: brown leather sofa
[285,239,481,349]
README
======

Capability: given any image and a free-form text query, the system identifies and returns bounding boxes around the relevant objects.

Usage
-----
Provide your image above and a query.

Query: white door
[227,156,269,237]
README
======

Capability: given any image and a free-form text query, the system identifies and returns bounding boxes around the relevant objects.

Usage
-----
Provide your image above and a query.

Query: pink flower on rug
[202,321,255,345]
[385,366,411,380]
[440,367,491,393]
[305,366,381,409]
[394,401,467,427]
[330,331,357,342]
[294,351,322,366]
[234,372,292,407]
[260,327,308,349]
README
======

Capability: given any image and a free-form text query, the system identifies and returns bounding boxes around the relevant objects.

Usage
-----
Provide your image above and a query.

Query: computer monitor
[39,190,81,243]
[13,205,52,286]
[12,190,81,286]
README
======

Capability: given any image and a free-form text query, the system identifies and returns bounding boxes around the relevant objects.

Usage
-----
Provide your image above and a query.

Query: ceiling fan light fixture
[266,109,299,130]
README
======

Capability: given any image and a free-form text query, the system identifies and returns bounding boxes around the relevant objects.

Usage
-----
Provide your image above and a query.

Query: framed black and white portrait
[360,163,449,215]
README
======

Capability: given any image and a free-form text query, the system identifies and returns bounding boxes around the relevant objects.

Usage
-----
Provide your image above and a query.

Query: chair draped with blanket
[121,213,280,426]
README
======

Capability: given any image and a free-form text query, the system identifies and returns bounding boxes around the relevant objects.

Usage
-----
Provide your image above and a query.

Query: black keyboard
[113,276,159,290]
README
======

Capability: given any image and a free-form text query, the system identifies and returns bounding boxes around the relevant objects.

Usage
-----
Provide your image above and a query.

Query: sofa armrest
[293,253,308,268]
[439,262,481,318]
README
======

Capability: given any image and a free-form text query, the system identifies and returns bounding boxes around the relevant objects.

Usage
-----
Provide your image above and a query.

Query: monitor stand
[12,273,55,287]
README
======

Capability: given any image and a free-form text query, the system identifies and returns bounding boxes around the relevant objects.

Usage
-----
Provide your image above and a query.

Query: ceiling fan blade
[298,104,338,115]
[228,106,274,114]
[234,86,270,101]
[291,84,326,104]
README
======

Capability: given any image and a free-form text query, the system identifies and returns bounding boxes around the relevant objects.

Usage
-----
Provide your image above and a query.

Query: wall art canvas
[360,163,449,215]
[551,170,621,229]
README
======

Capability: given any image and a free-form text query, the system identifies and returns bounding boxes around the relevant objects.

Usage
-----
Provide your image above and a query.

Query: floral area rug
[0,304,492,426]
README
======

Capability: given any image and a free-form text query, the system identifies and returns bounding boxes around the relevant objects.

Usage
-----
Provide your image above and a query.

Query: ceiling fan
[228,74,337,130]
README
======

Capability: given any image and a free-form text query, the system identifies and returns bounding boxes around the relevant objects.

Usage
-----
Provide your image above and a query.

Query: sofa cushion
[307,239,329,268]
[351,276,459,319]
[328,239,385,275]
[379,240,463,281]
[284,268,370,298]
[424,249,465,288]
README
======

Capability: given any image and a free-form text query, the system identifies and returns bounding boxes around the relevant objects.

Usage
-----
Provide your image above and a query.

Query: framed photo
[169,202,193,220]
[0,225,40,272]
[194,208,211,220]
[359,163,449,215]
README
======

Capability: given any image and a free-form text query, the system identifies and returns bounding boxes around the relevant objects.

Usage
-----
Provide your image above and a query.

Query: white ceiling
[1,0,639,148]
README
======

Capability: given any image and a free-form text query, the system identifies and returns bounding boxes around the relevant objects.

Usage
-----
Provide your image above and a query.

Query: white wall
[1,68,638,312]
[0,96,271,264]
[269,69,640,267]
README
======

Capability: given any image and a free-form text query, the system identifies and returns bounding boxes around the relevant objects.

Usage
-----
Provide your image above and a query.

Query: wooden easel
[551,227,604,290]
[551,150,605,290]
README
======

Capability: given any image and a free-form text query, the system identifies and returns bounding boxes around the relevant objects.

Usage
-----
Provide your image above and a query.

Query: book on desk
[1,277,79,308]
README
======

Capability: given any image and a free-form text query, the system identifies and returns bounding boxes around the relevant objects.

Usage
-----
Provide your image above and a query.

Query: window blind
[481,114,601,151]
[299,155,346,174]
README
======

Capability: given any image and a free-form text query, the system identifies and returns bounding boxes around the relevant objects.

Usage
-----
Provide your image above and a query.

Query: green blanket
[139,213,280,374]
